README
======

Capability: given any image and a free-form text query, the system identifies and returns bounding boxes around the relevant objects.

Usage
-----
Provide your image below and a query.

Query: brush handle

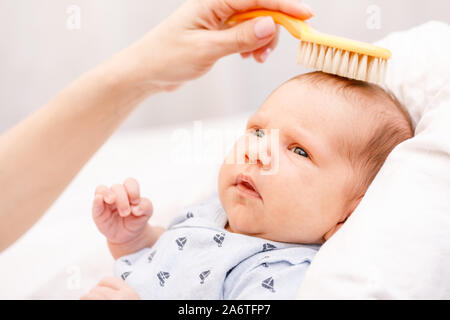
[227,9,391,59]
[226,9,308,39]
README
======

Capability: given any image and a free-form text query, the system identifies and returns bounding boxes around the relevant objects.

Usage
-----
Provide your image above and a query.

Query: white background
[0,0,449,133]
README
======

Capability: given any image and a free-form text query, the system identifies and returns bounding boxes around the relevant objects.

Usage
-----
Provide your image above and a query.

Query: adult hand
[125,0,314,91]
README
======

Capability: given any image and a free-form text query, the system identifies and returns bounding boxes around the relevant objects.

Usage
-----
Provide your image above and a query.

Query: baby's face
[218,78,364,244]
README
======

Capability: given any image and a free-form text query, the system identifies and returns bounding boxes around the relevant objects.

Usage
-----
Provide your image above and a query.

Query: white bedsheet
[0,113,249,299]
[297,21,450,299]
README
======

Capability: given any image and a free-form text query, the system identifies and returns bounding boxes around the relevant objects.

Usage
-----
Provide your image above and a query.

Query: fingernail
[132,205,141,215]
[260,48,271,62]
[300,3,315,16]
[254,16,275,39]
[121,208,131,216]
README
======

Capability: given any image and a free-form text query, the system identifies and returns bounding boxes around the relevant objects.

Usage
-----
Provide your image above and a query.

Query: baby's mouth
[235,174,262,200]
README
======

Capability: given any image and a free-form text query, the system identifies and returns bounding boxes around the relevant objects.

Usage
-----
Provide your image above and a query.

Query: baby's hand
[92,178,153,245]
[81,277,140,300]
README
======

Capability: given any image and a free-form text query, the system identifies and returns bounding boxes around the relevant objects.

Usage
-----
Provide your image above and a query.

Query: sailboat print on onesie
[199,270,211,284]
[176,237,187,250]
[262,277,275,292]
[213,233,225,247]
[157,271,170,287]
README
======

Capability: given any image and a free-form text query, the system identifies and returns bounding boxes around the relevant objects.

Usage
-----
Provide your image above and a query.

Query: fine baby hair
[295,71,413,200]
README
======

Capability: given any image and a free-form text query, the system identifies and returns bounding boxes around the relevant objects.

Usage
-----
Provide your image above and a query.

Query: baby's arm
[92,178,165,259]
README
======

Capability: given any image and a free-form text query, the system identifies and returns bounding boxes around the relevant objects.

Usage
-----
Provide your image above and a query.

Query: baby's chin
[218,174,266,234]
[223,200,264,236]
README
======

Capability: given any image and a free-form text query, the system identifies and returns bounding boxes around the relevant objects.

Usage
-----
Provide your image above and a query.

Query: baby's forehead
[255,75,389,152]
[259,78,365,129]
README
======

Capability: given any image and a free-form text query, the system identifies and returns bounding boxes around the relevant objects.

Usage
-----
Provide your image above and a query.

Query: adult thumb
[212,16,276,57]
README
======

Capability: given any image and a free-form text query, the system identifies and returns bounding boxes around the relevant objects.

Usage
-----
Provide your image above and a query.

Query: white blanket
[0,114,249,299]
[297,20,450,299]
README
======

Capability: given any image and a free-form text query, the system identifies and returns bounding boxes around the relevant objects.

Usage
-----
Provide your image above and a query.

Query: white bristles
[331,49,342,74]
[316,45,326,69]
[296,42,305,65]
[379,59,387,83]
[322,46,333,73]
[308,43,319,67]
[337,50,349,77]
[296,41,388,85]
[356,55,368,81]
[367,57,379,83]
[304,42,313,66]
[348,53,359,79]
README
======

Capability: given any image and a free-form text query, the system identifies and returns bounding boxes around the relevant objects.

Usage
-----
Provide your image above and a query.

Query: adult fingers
[123,177,140,206]
[252,24,279,62]
[212,0,314,21]
[111,184,131,217]
[239,23,279,61]
[210,16,276,57]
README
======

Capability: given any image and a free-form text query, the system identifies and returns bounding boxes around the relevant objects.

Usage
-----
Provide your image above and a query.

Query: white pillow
[297,21,450,299]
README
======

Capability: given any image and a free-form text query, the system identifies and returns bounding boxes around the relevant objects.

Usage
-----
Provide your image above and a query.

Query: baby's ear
[323,195,365,242]
[323,224,341,242]
[347,194,364,217]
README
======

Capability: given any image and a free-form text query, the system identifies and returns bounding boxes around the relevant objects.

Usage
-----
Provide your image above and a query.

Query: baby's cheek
[217,163,233,200]
[224,136,247,165]
[217,164,226,192]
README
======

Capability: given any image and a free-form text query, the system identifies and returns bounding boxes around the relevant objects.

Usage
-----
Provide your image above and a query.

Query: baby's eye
[290,146,309,158]
[253,128,265,138]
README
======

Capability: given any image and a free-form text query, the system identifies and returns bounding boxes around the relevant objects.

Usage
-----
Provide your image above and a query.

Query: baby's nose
[245,134,272,169]
[244,154,268,168]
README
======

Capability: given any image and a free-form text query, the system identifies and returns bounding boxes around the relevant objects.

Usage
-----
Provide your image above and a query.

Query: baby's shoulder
[222,243,320,299]
[238,244,320,273]
[224,243,319,282]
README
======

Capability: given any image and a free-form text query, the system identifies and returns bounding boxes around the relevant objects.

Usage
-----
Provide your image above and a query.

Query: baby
[82,71,413,300]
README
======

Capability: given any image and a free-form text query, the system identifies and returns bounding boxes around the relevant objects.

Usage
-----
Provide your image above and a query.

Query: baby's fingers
[81,286,118,300]
[98,277,127,290]
[111,184,131,217]
[124,177,140,206]
[81,291,103,300]
[131,197,153,218]
[95,185,116,204]
[252,25,279,63]
[92,194,105,218]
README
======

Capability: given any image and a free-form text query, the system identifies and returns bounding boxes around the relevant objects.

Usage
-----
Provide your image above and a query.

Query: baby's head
[218,71,413,244]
